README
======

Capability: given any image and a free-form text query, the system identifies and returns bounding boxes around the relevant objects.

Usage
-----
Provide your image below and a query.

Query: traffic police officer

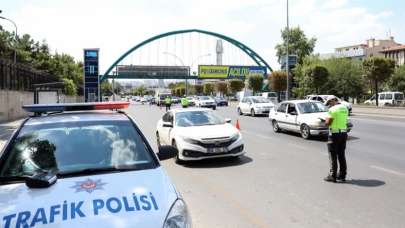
[181,96,189,108]
[324,95,349,183]
[164,96,172,111]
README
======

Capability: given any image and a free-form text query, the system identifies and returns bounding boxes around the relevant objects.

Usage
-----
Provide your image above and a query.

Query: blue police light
[22,102,130,114]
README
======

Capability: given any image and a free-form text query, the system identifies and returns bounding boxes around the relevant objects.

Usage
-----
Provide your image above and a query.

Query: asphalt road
[126,103,405,228]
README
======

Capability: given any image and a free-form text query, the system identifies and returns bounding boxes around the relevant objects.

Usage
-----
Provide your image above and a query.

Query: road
[126,103,405,228]
[0,104,404,227]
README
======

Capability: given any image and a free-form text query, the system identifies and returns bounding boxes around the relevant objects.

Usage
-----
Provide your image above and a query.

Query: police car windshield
[175,111,225,127]
[0,120,156,179]
[298,102,328,113]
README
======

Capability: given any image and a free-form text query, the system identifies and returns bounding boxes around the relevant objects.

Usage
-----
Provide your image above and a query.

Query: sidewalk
[352,105,405,117]
[0,119,23,150]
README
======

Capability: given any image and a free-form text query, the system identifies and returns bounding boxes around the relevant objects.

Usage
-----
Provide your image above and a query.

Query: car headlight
[180,136,200,144]
[230,132,241,141]
[163,199,192,228]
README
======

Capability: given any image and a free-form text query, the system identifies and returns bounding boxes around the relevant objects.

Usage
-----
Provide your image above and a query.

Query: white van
[364,92,404,106]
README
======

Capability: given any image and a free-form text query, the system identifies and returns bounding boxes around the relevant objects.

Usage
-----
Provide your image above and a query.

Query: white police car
[0,102,191,228]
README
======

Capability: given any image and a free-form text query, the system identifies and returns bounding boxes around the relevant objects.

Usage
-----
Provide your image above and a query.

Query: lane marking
[370,165,405,177]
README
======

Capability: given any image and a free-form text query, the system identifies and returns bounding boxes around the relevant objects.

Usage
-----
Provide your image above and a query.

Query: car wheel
[213,106,216,110]
[251,109,256,117]
[272,120,280,133]
[172,140,184,164]
[238,108,243,115]
[300,124,311,139]
[156,132,161,147]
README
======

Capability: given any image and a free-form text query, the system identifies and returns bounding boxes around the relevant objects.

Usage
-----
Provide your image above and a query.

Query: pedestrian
[164,96,172,112]
[324,95,349,183]
[181,96,189,108]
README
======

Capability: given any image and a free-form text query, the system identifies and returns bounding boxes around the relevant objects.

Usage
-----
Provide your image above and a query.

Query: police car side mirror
[225,118,232,123]
[163,122,173,128]
[25,171,57,188]
[157,145,178,160]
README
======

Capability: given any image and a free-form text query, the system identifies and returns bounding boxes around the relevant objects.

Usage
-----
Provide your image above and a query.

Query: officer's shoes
[337,176,346,182]
[323,175,337,183]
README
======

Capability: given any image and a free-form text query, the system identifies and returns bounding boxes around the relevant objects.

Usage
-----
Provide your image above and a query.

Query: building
[380,45,405,66]
[322,37,400,61]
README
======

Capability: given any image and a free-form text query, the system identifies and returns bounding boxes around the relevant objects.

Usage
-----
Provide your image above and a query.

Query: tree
[203,83,215,95]
[194,84,203,95]
[248,75,263,95]
[275,27,317,65]
[216,82,228,96]
[100,81,112,96]
[389,65,405,94]
[270,71,287,101]
[228,79,245,94]
[305,65,329,94]
[62,78,77,96]
[363,57,395,106]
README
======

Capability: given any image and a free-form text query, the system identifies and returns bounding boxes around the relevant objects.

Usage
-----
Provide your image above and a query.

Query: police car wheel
[300,124,311,139]
[251,109,256,117]
[238,108,243,115]
[272,120,280,132]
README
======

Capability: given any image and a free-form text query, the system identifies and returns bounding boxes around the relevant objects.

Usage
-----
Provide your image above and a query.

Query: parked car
[306,95,352,113]
[237,96,274,116]
[186,96,196,106]
[195,96,217,110]
[269,100,353,139]
[214,97,229,106]
[156,108,244,163]
[259,92,278,104]
[364,92,404,106]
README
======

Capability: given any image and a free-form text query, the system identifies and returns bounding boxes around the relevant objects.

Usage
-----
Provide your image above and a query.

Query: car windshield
[175,111,225,127]
[251,97,270,103]
[0,120,156,178]
[297,102,328,113]
[199,96,211,100]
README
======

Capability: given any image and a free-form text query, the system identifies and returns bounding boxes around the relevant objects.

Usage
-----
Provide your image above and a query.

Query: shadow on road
[347,135,360,141]
[344,179,385,187]
[181,155,253,169]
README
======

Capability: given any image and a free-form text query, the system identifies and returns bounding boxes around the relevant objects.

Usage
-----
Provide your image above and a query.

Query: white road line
[370,165,405,177]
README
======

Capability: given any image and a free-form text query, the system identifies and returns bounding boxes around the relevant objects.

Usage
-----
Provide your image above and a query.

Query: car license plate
[208,147,227,153]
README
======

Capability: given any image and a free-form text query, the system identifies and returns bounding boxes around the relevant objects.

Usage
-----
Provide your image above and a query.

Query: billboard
[116,65,190,79]
[198,65,267,79]
[83,49,99,102]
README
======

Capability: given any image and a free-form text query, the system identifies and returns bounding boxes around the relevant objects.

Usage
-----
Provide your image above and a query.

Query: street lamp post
[0,12,18,63]
[286,0,290,100]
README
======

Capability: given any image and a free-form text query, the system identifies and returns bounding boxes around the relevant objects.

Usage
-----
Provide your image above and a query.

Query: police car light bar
[22,102,130,114]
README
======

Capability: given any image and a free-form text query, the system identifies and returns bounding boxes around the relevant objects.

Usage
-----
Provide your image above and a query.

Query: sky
[1,0,405,74]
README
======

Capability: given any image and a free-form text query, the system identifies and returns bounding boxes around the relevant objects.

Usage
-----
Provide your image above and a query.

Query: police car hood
[177,123,238,140]
[0,167,178,228]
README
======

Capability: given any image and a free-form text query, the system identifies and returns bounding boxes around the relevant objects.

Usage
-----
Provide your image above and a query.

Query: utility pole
[286,0,290,100]
[0,11,18,63]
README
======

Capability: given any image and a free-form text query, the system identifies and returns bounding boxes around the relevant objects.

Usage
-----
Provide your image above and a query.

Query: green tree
[275,27,317,65]
[389,65,405,94]
[270,71,287,101]
[305,65,329,94]
[62,78,77,96]
[194,84,203,95]
[216,81,228,96]
[248,75,263,95]
[203,83,215,95]
[100,81,112,96]
[363,57,395,106]
[228,79,245,94]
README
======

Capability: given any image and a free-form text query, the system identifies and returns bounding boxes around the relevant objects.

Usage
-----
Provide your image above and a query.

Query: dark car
[214,97,229,106]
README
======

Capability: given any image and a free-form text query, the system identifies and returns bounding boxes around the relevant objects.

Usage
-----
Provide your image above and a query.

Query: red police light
[23,102,130,114]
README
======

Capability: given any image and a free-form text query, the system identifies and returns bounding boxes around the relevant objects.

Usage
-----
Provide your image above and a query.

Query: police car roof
[24,111,129,126]
[280,99,322,104]
[170,108,212,113]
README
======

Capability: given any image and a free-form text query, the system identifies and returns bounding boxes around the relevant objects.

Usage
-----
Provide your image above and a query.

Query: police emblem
[71,178,106,193]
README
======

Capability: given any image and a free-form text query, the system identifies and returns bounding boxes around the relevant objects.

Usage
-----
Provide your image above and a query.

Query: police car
[0,102,191,228]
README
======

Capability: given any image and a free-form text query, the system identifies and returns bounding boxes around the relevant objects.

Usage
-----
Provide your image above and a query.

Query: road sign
[83,49,99,102]
[198,65,267,79]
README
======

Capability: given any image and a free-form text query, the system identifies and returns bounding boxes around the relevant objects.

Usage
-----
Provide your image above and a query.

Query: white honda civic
[156,108,244,163]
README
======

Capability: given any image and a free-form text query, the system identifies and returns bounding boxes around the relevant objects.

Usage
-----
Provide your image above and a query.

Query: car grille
[197,137,237,148]
[182,145,244,158]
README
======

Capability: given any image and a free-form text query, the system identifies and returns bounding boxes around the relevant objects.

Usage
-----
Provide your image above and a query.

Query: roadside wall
[0,90,83,122]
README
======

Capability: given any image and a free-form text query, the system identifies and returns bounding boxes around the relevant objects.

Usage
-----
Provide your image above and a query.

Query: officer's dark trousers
[327,132,348,178]
[165,104,171,111]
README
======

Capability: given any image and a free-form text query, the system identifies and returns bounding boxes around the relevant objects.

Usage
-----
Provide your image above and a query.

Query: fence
[0,58,59,91]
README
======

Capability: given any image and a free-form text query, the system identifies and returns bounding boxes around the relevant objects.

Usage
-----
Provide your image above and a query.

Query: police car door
[285,103,299,131]
[160,112,174,144]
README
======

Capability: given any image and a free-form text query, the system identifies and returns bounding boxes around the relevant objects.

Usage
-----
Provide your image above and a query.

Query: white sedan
[237,96,274,116]
[156,108,244,162]
[269,100,353,139]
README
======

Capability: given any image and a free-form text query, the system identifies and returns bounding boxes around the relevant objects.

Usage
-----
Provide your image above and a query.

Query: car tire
[238,108,243,115]
[272,120,280,133]
[156,132,161,147]
[172,140,184,164]
[251,109,256,117]
[300,124,311,139]
[213,106,216,110]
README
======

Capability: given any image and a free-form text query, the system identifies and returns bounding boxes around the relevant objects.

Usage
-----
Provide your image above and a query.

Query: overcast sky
[2,0,404,73]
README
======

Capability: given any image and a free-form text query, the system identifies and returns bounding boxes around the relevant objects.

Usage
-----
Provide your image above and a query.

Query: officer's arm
[325,117,333,126]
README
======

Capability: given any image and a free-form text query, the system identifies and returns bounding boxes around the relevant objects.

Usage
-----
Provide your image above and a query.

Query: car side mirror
[163,122,173,128]
[290,111,297,115]
[157,145,178,160]
[225,118,232,123]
